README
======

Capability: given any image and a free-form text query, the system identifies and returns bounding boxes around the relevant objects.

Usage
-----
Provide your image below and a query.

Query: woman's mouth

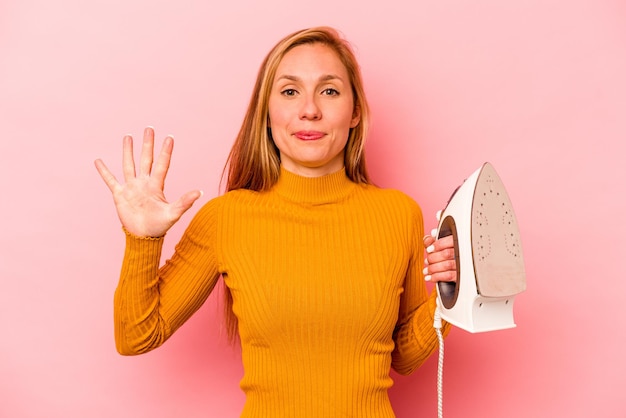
[294,131,325,141]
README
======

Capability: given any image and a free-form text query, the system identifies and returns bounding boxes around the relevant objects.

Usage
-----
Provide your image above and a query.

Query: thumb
[171,190,203,219]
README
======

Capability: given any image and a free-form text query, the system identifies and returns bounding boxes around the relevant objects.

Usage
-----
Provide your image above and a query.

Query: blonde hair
[222,26,372,340]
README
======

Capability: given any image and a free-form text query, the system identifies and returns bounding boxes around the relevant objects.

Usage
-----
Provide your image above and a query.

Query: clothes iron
[435,162,527,333]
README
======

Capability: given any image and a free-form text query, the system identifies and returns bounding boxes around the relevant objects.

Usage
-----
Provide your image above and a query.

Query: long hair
[222,26,372,341]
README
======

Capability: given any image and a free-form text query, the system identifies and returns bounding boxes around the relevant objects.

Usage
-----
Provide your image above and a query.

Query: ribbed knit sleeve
[114,200,222,355]
[391,200,451,375]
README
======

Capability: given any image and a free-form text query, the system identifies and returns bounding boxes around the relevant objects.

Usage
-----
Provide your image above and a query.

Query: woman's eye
[322,88,339,96]
[281,89,297,96]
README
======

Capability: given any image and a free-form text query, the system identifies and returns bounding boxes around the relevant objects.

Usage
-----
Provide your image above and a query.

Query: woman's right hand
[94,127,202,238]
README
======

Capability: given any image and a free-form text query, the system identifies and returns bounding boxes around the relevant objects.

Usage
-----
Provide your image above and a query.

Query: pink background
[1,0,625,417]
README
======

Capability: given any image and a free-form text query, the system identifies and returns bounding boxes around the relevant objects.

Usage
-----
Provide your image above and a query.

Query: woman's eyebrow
[275,74,345,83]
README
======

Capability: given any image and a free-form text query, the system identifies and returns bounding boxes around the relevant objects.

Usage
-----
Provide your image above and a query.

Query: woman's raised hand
[94,127,202,238]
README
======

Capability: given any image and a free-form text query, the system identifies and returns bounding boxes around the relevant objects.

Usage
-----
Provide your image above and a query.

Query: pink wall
[1,0,624,417]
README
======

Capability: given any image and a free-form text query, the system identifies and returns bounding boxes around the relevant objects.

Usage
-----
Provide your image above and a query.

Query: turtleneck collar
[272,166,357,205]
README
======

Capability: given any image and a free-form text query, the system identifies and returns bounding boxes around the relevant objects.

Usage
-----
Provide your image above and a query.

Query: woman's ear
[350,104,361,128]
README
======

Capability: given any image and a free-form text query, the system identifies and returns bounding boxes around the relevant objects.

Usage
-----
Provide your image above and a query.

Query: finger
[426,247,456,265]
[425,236,456,264]
[424,258,457,275]
[423,234,435,249]
[122,134,136,182]
[139,126,155,176]
[152,135,174,189]
[94,159,121,194]
[426,235,455,253]
[169,189,203,221]
[426,269,458,283]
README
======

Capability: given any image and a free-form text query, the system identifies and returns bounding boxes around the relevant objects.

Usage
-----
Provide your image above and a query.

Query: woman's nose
[299,95,321,120]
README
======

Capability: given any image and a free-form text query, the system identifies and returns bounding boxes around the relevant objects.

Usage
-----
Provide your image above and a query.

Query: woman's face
[268,43,360,177]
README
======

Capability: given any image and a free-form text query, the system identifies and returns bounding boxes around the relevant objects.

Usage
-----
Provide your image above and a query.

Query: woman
[95,27,456,417]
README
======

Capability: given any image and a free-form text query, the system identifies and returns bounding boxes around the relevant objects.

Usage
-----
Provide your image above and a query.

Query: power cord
[433,299,444,418]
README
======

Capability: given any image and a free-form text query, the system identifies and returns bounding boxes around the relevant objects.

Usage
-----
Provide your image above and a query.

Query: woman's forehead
[275,43,349,82]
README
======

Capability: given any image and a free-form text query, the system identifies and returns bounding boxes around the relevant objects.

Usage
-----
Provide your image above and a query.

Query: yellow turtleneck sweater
[115,168,450,417]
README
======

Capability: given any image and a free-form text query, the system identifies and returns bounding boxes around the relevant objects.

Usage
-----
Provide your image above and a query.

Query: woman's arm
[391,212,455,375]
[95,127,214,355]
[114,204,222,355]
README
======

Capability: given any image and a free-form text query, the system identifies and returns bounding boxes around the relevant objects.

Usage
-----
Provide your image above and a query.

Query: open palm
[94,127,202,238]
